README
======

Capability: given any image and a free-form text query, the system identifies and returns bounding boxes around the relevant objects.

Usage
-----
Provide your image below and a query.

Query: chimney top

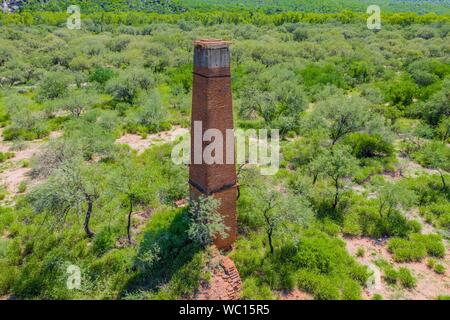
[193,39,231,49]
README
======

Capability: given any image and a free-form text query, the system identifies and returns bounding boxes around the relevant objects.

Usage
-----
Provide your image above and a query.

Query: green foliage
[36,72,71,101]
[382,76,418,108]
[388,233,444,262]
[187,196,226,247]
[0,5,449,301]
[343,133,393,158]
[397,267,416,288]
[433,263,445,275]
[300,64,346,89]
[422,78,450,126]
[233,229,369,300]
[384,267,399,285]
[356,247,365,258]
[388,237,426,262]
[311,94,370,144]
[88,67,115,85]
[241,277,275,300]
[0,151,15,162]
[125,91,170,134]
[17,182,27,194]
[93,228,116,256]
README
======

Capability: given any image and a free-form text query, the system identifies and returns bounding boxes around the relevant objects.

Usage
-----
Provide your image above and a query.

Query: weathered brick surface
[190,39,237,250]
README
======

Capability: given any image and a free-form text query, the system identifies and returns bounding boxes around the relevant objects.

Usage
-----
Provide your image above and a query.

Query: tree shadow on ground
[120,208,202,298]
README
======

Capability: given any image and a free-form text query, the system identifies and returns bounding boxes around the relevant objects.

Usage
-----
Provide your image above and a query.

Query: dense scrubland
[12,0,450,14]
[0,5,449,300]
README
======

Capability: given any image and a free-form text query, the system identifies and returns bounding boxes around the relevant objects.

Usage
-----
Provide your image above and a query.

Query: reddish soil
[345,236,450,300]
[195,250,242,300]
[0,131,62,196]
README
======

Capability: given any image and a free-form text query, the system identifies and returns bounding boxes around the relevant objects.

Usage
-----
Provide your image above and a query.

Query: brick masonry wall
[190,40,237,250]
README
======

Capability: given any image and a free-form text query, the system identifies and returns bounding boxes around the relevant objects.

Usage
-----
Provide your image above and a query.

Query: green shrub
[93,229,116,256]
[433,263,446,275]
[36,72,70,101]
[0,151,15,162]
[0,239,7,258]
[398,267,416,288]
[372,293,383,300]
[241,277,275,300]
[344,133,393,158]
[427,258,436,269]
[356,247,365,258]
[410,234,445,258]
[387,237,427,262]
[0,188,7,201]
[297,270,340,300]
[88,67,115,85]
[383,267,398,284]
[17,182,27,194]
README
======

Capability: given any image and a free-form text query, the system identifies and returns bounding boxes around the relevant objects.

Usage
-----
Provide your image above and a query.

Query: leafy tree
[110,158,151,243]
[437,117,450,142]
[88,67,115,85]
[106,69,154,104]
[251,182,313,254]
[129,91,168,132]
[53,90,100,117]
[312,145,358,209]
[36,71,70,101]
[27,160,101,237]
[313,94,370,145]
[383,76,418,108]
[422,78,450,126]
[375,182,416,218]
[343,133,393,158]
[187,196,227,247]
[414,142,450,190]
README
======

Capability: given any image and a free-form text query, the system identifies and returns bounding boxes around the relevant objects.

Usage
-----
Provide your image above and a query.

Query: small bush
[17,182,27,194]
[433,263,446,275]
[356,247,365,258]
[387,237,426,262]
[384,267,398,285]
[0,151,15,163]
[372,293,383,300]
[93,229,116,256]
[410,234,445,258]
[344,133,393,158]
[398,267,416,288]
[241,277,275,300]
[426,258,436,269]
[88,67,115,85]
[0,188,7,201]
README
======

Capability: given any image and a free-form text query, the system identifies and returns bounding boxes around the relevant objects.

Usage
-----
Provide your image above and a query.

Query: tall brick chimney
[189,39,237,249]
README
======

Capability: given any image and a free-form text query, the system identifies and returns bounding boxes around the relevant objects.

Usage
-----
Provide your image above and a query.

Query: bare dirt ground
[345,236,450,300]
[0,130,62,196]
[115,126,188,154]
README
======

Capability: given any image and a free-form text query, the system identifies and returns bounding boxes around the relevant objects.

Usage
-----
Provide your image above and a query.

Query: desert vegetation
[0,1,449,300]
